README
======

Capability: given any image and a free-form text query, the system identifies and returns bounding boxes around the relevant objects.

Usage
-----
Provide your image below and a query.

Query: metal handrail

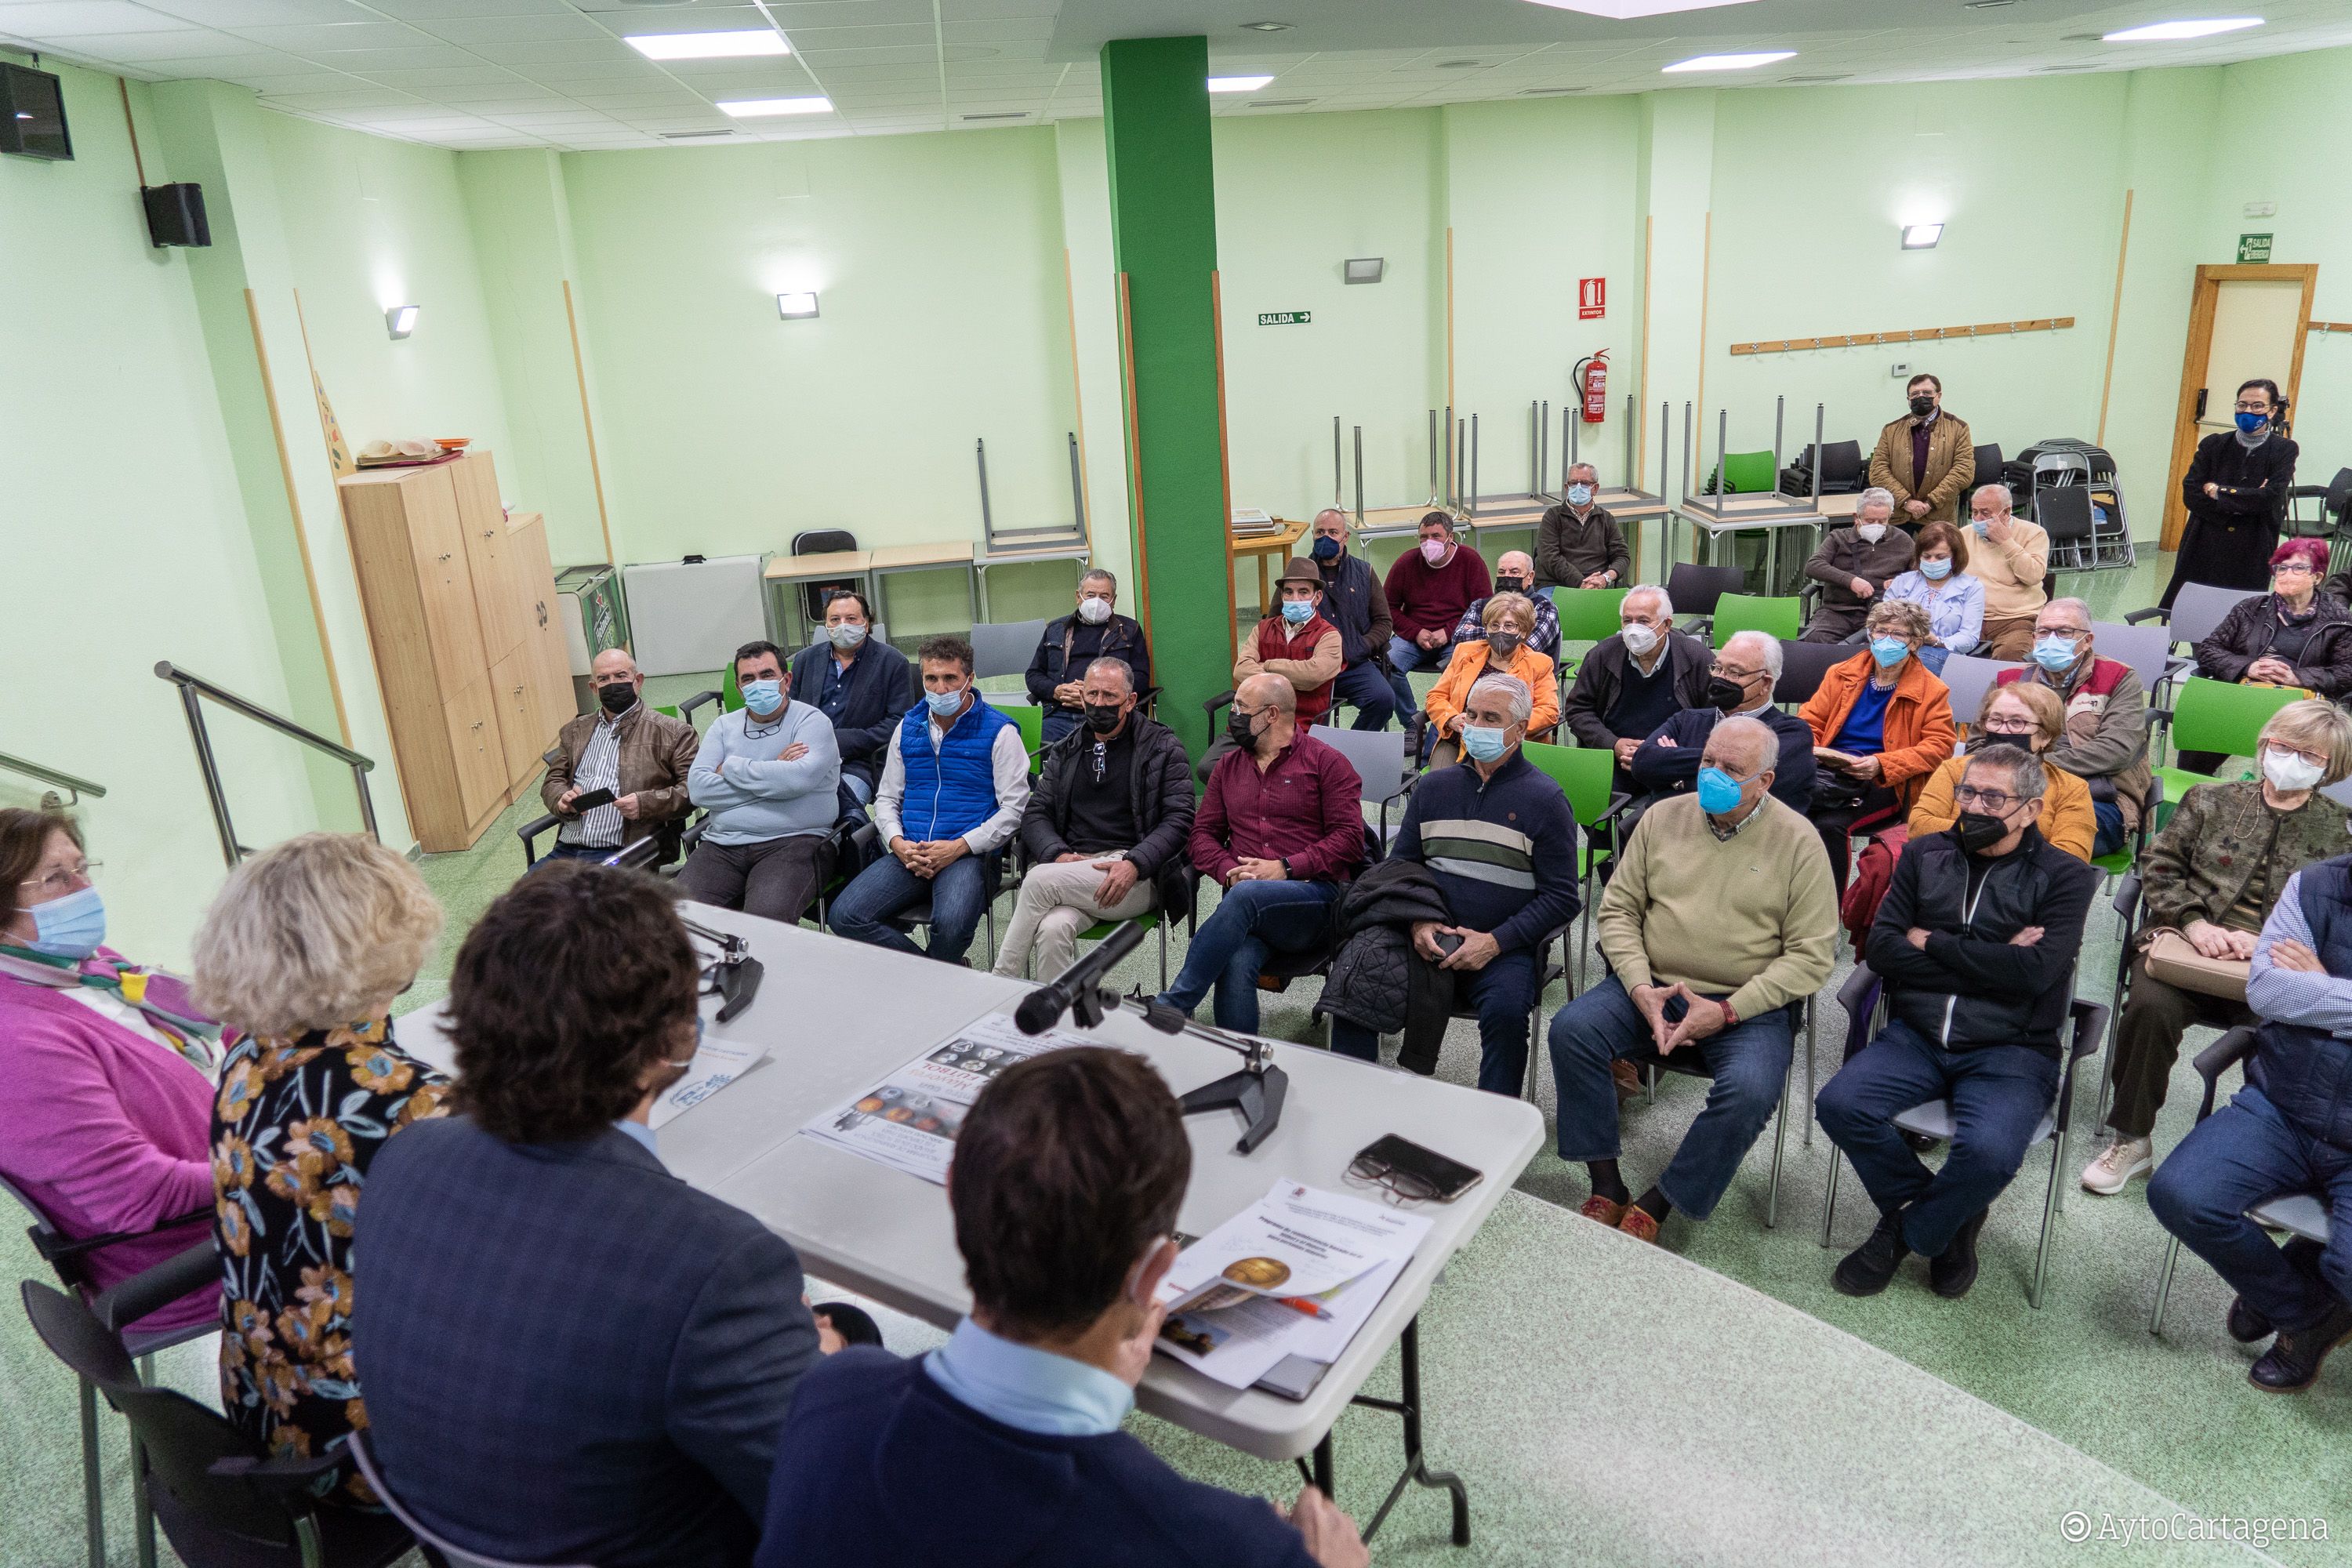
[0,752,106,805]
[153,662,378,866]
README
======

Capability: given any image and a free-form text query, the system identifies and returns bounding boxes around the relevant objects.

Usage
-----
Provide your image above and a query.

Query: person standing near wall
[2160,379,2299,611]
[1868,373,1975,528]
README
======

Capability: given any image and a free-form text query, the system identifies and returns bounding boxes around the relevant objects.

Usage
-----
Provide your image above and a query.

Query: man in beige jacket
[1867,372,1976,528]
[1963,484,2052,659]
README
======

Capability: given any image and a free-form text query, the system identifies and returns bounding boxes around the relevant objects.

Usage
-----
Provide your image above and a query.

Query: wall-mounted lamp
[776,292,819,320]
[385,304,419,339]
[1901,223,1944,250]
[1344,257,1385,285]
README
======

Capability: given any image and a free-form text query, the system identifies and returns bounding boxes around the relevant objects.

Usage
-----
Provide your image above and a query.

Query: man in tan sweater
[1545,717,1838,1243]
[1963,483,2051,659]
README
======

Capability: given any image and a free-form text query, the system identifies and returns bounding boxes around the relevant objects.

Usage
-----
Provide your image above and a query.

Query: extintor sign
[1578,278,1606,320]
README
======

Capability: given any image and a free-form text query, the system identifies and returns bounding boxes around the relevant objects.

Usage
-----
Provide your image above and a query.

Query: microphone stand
[681,917,764,1022]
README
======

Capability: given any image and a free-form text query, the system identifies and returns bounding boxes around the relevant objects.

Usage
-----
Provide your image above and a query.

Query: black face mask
[597,682,637,715]
[1707,676,1751,712]
[1083,702,1127,736]
[1227,708,1264,752]
[1955,811,2010,854]
[1486,631,1523,659]
[1910,394,1936,419]
[1495,576,1528,594]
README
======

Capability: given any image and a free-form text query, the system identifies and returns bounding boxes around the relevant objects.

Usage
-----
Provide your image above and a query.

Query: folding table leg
[2149,1235,2183,1335]
[1319,1316,1473,1549]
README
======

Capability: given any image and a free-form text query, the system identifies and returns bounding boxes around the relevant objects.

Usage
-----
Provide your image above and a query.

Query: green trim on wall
[1102,36,1232,759]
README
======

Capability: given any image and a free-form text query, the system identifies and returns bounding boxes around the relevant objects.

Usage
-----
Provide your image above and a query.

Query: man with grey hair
[1800,486,1916,643]
[1306,506,1403,731]
[1629,628,1817,814]
[1964,481,2050,659]
[1536,462,1630,596]
[1027,566,1152,744]
[1819,742,2096,1300]
[1563,583,1714,786]
[1323,673,1581,1094]
[1549,714,1836,1243]
[541,647,701,863]
[1994,595,2149,859]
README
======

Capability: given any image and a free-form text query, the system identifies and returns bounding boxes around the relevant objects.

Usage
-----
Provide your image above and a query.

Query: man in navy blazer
[354,864,822,1568]
[756,1047,1366,1568]
[789,587,916,808]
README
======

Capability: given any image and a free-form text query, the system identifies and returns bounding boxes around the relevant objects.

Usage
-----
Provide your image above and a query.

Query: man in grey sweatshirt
[677,641,843,925]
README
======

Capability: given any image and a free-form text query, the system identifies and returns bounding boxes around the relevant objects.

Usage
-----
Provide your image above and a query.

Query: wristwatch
[1279,857,1293,880]
[1719,1000,1741,1029]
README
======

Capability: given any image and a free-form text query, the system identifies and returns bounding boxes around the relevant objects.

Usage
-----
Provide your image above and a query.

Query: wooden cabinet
[339,452,575,851]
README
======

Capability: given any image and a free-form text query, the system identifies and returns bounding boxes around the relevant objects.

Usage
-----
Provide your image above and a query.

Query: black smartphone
[1432,930,1465,959]
[567,787,616,813]
[1352,1134,1483,1203]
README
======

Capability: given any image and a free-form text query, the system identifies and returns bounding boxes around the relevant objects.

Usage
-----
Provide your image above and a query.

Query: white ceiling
[1,0,2347,152]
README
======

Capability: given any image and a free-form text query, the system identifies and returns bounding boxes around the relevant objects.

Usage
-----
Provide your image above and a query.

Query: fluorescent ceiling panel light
[1901,223,1944,249]
[1240,20,1292,30]
[719,97,833,117]
[385,305,419,339]
[626,31,789,61]
[1345,257,1385,284]
[2101,17,2263,41]
[1208,75,1275,92]
[1526,0,1762,14]
[1663,50,1796,72]
[776,292,818,319]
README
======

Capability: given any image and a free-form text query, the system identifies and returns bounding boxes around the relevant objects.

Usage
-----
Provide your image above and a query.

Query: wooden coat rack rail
[1730,316,2076,356]
[2307,320,2352,336]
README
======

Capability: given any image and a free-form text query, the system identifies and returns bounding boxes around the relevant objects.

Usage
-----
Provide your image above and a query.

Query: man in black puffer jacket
[994,657,1193,982]
[1817,743,2096,1302]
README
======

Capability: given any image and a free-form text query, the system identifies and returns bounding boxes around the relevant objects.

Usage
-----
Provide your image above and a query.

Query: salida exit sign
[1257,310,1311,326]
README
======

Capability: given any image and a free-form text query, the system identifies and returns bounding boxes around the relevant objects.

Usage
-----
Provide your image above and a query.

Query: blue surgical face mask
[1970,518,1991,535]
[1566,484,1595,508]
[1920,556,1951,581]
[2235,410,2270,435]
[2033,634,2079,672]
[1461,725,1509,764]
[924,686,966,717]
[740,677,783,713]
[1309,534,1342,561]
[26,885,106,960]
[1695,765,1748,815]
[1870,636,1911,669]
[1280,599,1314,626]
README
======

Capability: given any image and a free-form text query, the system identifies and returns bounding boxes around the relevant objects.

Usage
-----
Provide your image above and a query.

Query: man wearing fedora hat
[1197,557,1343,781]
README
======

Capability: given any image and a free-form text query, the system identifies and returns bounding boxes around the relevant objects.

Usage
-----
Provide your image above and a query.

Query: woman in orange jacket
[1796,597,1957,895]
[1425,593,1559,757]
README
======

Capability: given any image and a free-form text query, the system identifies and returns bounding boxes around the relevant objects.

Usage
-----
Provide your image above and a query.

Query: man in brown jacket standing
[539,648,701,863]
[1867,372,1975,528]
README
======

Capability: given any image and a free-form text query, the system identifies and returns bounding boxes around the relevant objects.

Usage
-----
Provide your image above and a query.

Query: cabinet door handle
[437,552,452,563]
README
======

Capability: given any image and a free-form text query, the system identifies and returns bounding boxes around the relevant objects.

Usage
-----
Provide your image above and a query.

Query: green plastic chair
[1005,701,1044,771]
[1519,739,1624,990]
[2153,677,2298,817]
[720,664,745,712]
[1719,449,1776,495]
[1710,593,1802,648]
[1548,586,1629,684]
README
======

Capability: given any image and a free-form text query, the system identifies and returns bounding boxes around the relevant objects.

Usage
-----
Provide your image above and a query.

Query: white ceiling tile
[292,43,473,69]
[0,2,194,34]
[359,64,529,88]
[425,80,572,102]
[761,0,937,25]
[464,37,637,65]
[942,18,1052,44]
[419,12,607,45]
[26,26,236,59]
[564,88,705,107]
[793,43,937,67]
[227,20,432,50]
[360,0,575,16]
[514,60,662,83]
[216,67,350,89]
[255,86,426,107]
[140,0,372,24]
[783,23,933,50]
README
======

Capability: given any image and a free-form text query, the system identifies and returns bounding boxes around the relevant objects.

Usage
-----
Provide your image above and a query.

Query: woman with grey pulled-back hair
[194,832,451,1502]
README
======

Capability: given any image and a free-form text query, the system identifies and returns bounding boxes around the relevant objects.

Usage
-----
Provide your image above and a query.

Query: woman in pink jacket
[0,808,220,1334]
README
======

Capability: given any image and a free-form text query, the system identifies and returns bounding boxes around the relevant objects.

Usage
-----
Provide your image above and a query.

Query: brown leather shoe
[1612,1060,1644,1099]
[1617,1207,1661,1244]
[1578,1194,1625,1227]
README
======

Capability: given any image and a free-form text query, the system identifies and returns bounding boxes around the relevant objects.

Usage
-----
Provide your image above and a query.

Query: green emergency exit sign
[1257,310,1311,326]
[2238,233,2273,263]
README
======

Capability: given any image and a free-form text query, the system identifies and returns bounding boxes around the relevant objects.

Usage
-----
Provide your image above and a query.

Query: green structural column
[1102,36,1232,760]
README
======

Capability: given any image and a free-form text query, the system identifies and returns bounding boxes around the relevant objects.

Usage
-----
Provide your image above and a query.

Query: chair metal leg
[1802,1004,1817,1149]
[1158,920,1170,991]
[1820,1152,1843,1247]
[78,1374,103,1568]
[1766,1063,1790,1229]
[2031,1132,2065,1308]
[132,1421,157,1568]
[2149,1234,2184,1335]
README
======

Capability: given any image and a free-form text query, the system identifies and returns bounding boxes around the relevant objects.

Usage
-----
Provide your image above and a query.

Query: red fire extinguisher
[1574,350,1609,423]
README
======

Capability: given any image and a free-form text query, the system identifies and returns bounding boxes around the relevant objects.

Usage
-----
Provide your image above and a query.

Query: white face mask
[1077,595,1112,625]
[1419,537,1450,565]
[2262,746,2326,793]
[1621,622,1660,656]
[1856,523,1886,544]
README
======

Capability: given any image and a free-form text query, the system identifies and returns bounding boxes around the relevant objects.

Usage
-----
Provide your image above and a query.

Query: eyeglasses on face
[19,860,98,898]
[1952,784,2018,811]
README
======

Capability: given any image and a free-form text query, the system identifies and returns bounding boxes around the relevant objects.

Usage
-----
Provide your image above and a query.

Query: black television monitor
[0,63,72,161]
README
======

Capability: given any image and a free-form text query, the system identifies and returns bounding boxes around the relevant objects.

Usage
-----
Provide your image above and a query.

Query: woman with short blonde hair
[1907,682,2098,862]
[194,833,452,1500]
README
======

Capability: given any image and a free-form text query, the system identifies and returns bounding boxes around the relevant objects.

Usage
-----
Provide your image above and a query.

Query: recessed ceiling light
[2102,17,2263,41]
[1662,50,1797,72]
[1780,72,1853,82]
[1209,74,1276,92]
[2032,63,2094,71]
[658,129,736,140]
[1248,98,1314,107]
[961,111,1028,120]
[1901,223,1944,249]
[718,96,833,117]
[626,30,789,61]
[776,292,818,320]
[1524,0,1765,16]
[1963,0,2017,8]
[1436,60,1486,69]
[1240,20,1292,31]
[1518,85,1588,94]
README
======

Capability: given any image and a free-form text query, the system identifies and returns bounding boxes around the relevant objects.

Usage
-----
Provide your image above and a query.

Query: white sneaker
[2080,1134,2153,1195]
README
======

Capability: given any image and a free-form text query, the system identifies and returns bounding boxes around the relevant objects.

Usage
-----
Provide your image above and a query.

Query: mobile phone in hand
[1432,929,1465,959]
[567,787,616,813]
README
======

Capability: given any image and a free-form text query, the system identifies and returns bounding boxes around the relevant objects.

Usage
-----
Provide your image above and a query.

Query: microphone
[1014,919,1148,1035]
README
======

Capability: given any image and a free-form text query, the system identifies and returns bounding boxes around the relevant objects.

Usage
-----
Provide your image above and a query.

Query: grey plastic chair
[1639,996,1806,1228]
[968,619,1050,682]
[1936,653,2021,732]
[2125,583,2263,710]
[347,1428,590,1568]
[2087,620,2172,701]
[1307,722,1417,846]
[2149,1027,2334,1335]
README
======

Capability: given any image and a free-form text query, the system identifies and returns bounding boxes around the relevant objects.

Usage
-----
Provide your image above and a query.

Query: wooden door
[492,645,551,789]
[507,514,580,724]
[451,454,521,660]
[401,469,490,694]
[2161,263,2318,549]
[440,673,510,834]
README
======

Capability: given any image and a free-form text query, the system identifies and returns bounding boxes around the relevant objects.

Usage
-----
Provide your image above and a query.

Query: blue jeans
[1384,636,1452,720]
[1332,659,1399,731]
[828,850,991,964]
[1330,948,1539,1097]
[1815,1018,2060,1257]
[2092,799,2125,859]
[1547,975,1793,1220]
[2148,1083,2352,1333]
[535,840,619,868]
[1157,879,1340,1033]
[1041,707,1082,746]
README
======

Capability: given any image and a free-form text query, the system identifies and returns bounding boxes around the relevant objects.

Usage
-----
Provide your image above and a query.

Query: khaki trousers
[991,858,1160,981]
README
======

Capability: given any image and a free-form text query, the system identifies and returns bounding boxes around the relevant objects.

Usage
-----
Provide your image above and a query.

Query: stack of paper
[1229,508,1281,538]
[650,1033,768,1130]
[798,1011,1091,1184]
[1152,1181,1431,1391]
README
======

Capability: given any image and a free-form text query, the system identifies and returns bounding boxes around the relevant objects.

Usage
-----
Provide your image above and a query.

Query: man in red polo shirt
[1155,674,1364,1034]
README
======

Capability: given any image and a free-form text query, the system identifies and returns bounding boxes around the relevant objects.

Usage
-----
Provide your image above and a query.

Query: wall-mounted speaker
[141,183,210,248]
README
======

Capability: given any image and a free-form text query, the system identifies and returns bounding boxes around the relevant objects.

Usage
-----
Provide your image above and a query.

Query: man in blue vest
[2149,856,2352,1392]
[829,635,1030,965]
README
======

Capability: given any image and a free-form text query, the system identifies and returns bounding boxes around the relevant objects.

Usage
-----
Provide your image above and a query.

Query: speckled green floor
[12,550,2346,1566]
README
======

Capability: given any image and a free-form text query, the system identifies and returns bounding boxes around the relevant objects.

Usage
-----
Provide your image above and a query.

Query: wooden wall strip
[1730,317,2077,356]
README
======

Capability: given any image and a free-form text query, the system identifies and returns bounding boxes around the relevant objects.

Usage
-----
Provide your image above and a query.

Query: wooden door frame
[2161,262,2318,550]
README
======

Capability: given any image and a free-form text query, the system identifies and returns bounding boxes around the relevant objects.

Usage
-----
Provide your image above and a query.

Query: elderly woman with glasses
[1908,682,2097,862]
[0,808,223,1334]
[2185,540,2352,768]
[1797,597,1958,897]
[194,833,450,1497]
